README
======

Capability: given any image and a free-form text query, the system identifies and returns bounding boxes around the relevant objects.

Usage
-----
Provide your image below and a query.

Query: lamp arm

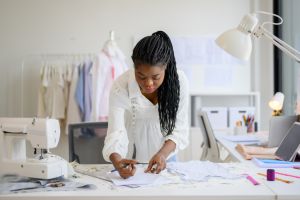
[258,26,300,62]
[263,28,300,56]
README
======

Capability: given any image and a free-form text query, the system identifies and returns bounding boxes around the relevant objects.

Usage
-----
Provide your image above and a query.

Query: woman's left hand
[145,152,166,174]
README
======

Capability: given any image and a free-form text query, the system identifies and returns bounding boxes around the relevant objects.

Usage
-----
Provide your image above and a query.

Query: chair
[68,122,110,164]
[198,111,220,162]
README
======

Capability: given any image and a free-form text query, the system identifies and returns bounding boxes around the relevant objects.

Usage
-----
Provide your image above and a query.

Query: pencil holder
[247,123,254,133]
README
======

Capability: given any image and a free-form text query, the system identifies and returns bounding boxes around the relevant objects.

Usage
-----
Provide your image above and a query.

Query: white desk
[256,167,300,200]
[214,131,248,163]
[1,163,275,200]
[1,133,299,200]
[215,132,300,200]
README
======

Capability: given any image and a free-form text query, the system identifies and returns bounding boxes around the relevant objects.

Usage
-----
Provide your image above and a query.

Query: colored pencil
[257,173,293,184]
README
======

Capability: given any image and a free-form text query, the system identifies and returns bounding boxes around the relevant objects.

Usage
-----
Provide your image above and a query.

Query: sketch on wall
[171,36,250,94]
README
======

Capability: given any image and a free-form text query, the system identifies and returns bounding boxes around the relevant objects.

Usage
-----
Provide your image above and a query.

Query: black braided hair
[131,31,180,136]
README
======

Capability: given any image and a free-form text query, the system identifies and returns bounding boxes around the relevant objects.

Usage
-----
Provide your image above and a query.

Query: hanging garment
[37,62,66,119]
[83,60,93,122]
[102,69,190,163]
[75,63,84,120]
[75,60,93,122]
[51,63,66,119]
[92,40,128,122]
[65,63,81,133]
[37,63,48,118]
[64,61,73,109]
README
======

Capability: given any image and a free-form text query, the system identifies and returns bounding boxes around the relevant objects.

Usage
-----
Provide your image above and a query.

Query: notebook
[252,158,300,168]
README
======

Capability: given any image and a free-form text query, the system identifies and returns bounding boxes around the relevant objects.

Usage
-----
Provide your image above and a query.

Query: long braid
[132,31,180,136]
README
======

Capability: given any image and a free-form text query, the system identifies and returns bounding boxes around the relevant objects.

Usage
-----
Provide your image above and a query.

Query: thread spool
[267,169,275,181]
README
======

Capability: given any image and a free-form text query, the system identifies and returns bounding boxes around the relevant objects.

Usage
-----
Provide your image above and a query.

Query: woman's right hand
[114,159,137,179]
[110,153,137,179]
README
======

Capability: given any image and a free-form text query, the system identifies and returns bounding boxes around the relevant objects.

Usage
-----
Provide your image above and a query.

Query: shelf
[190,92,260,131]
[190,91,259,96]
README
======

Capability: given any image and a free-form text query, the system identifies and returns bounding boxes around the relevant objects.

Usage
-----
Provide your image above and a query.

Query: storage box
[200,107,228,130]
[229,107,255,128]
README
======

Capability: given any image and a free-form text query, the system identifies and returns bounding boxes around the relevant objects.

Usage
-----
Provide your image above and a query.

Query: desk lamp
[215,11,300,62]
[268,92,284,116]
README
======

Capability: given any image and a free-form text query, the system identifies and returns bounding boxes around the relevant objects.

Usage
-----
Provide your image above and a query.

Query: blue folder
[252,158,300,168]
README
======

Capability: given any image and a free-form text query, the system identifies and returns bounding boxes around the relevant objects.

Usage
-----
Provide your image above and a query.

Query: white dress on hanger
[92,40,128,122]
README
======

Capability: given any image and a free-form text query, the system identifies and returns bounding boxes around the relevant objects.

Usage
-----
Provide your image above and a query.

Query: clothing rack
[20,31,122,118]
[20,53,97,117]
[22,53,97,62]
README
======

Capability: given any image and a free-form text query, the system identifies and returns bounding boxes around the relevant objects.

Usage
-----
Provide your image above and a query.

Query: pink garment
[92,41,128,121]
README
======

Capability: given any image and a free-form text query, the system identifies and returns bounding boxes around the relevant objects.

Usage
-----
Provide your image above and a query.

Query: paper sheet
[107,167,172,187]
[223,135,259,142]
[171,37,243,65]
[167,161,241,181]
[203,65,233,88]
[72,162,113,182]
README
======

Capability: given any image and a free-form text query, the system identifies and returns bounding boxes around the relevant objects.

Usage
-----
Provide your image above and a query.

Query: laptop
[275,122,300,162]
[268,115,298,147]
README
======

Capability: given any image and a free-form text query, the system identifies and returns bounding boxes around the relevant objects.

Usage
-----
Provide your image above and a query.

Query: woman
[102,31,189,179]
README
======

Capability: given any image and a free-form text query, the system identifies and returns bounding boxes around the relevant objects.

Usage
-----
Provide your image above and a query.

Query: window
[274,0,300,115]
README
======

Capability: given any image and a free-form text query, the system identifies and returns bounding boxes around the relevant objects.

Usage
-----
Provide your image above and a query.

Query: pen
[243,115,247,126]
[257,173,293,184]
[245,174,260,185]
[275,172,300,179]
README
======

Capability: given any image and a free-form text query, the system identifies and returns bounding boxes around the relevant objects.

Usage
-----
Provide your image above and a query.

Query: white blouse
[102,68,190,163]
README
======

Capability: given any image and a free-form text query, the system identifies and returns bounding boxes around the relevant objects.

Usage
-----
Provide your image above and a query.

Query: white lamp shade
[269,92,284,111]
[216,28,252,60]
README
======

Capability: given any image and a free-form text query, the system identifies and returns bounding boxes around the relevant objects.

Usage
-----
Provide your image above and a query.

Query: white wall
[0,0,274,160]
[0,0,252,117]
[251,0,274,129]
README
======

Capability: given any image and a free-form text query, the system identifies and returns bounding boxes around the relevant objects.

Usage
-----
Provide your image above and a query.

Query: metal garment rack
[20,53,97,117]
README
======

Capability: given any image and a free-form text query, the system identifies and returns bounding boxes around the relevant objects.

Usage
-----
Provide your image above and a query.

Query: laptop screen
[68,122,109,164]
[268,115,297,147]
[275,122,300,162]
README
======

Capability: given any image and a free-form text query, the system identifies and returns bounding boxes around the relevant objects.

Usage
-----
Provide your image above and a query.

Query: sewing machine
[0,118,68,179]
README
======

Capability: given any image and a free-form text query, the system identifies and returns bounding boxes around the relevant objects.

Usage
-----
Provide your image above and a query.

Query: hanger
[104,30,118,56]
[109,30,115,41]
